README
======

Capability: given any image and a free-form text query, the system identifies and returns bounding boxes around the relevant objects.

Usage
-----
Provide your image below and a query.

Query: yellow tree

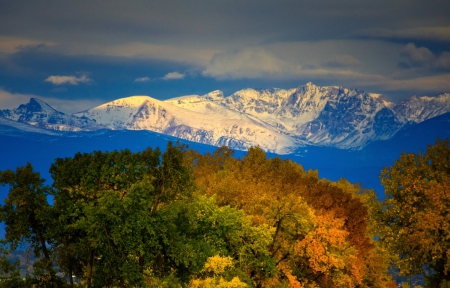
[379,139,450,287]
[332,179,397,288]
[188,255,248,288]
[186,146,371,287]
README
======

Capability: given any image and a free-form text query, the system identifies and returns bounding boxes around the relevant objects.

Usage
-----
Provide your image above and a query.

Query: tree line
[0,139,449,287]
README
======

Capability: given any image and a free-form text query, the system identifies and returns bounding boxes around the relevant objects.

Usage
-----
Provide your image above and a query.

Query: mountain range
[0,82,450,197]
[1,82,450,154]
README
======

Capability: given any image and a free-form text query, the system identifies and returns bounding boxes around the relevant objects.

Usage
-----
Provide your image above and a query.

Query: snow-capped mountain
[210,84,399,148]
[393,93,450,123]
[0,98,101,131]
[74,95,297,154]
[1,83,449,153]
[170,83,449,148]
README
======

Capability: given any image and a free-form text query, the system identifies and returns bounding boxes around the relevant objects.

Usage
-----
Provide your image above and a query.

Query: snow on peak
[369,93,394,108]
[368,93,382,99]
[74,95,158,127]
[203,90,224,101]
[305,82,315,88]
[99,95,153,108]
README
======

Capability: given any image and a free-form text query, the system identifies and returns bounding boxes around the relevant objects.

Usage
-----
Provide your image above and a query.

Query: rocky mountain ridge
[0,98,101,131]
[1,83,449,154]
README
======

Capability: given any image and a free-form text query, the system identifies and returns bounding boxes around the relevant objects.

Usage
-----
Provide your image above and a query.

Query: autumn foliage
[1,139,448,287]
[186,146,394,287]
[378,138,450,287]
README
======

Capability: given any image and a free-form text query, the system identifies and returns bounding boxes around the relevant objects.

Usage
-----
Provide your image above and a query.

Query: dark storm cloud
[2,0,449,45]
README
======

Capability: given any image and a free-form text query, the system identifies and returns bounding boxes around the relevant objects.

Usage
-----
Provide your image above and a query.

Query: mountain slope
[0,116,61,136]
[0,98,102,131]
[75,95,298,154]
[200,83,404,148]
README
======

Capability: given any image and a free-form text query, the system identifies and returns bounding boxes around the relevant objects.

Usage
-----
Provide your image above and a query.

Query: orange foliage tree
[185,146,395,287]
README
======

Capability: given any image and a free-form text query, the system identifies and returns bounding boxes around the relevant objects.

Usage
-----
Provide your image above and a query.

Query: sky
[1,0,450,113]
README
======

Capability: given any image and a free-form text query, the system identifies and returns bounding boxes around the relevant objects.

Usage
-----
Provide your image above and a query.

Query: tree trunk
[31,212,58,288]
[86,247,94,288]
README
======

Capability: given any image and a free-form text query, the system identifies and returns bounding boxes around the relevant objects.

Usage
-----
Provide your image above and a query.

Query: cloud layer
[0,0,449,104]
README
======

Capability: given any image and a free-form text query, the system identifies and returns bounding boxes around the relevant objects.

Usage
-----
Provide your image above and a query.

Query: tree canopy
[185,146,394,287]
[8,139,449,287]
[378,138,450,287]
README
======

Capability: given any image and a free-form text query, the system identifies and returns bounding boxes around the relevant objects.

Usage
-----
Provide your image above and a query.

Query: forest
[0,139,449,288]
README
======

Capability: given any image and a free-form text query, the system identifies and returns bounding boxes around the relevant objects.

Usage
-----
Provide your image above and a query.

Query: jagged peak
[18,98,57,113]
[369,93,394,108]
[29,97,49,106]
[296,82,322,94]
[29,97,47,105]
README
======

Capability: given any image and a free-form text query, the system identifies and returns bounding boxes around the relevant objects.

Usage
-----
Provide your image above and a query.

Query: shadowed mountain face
[1,83,449,154]
[0,98,102,131]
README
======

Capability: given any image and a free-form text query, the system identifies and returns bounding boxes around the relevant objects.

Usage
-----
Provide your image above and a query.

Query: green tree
[0,163,59,288]
[0,239,29,288]
[150,195,276,287]
[79,179,159,287]
[49,142,194,286]
[379,138,450,287]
